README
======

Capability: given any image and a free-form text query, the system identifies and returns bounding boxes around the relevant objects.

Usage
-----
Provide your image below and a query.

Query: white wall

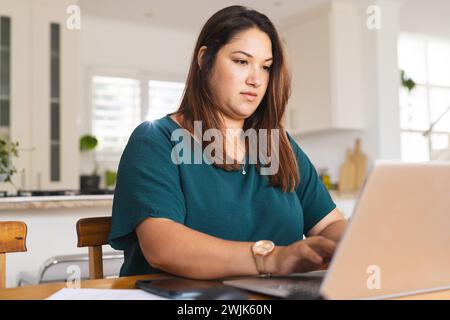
[399,0,450,40]
[80,16,196,74]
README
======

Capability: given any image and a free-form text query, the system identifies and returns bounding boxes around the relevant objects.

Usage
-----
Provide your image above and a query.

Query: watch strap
[254,254,267,274]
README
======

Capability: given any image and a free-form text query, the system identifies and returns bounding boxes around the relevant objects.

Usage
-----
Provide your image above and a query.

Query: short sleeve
[108,122,186,250]
[288,135,336,235]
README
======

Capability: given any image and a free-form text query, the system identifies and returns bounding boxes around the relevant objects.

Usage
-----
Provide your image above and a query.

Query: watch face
[253,240,275,255]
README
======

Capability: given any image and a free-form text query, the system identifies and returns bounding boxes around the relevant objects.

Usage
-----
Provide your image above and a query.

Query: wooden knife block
[338,139,367,192]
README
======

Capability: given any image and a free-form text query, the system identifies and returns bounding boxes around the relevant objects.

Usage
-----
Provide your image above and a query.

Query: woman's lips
[241,93,257,102]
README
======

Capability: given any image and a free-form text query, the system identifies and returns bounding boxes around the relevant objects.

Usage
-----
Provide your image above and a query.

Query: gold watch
[251,240,275,275]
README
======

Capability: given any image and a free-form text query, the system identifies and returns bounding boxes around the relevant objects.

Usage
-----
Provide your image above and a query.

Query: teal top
[108,115,336,276]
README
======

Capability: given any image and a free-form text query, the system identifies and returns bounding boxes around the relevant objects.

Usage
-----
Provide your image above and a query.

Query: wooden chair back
[76,217,112,280]
[0,221,27,288]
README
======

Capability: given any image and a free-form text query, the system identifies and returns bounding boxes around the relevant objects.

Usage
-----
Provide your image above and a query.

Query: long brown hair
[175,5,299,192]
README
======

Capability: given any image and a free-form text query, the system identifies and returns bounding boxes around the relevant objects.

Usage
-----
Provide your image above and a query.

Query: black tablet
[135,278,248,300]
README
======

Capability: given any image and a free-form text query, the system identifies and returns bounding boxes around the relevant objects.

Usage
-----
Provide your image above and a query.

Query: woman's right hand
[266,236,337,275]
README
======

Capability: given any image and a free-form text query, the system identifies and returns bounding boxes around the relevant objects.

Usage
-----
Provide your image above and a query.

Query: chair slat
[0,221,27,253]
[76,217,111,247]
[0,221,28,289]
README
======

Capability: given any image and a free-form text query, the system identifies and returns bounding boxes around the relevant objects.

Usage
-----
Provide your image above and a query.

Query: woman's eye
[234,59,248,65]
[234,59,271,71]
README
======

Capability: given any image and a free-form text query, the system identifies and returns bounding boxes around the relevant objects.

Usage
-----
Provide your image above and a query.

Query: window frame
[398,33,450,161]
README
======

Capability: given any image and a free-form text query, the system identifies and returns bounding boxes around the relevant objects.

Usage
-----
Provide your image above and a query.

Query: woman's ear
[197,46,207,70]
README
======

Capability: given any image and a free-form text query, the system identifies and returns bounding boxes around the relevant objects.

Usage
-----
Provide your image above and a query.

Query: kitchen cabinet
[283,1,365,135]
[0,0,80,191]
[0,0,32,191]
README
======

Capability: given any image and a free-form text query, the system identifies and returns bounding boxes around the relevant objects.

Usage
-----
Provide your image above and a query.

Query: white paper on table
[46,288,169,300]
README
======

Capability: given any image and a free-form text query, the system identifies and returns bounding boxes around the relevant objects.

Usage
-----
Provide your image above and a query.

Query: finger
[299,244,323,265]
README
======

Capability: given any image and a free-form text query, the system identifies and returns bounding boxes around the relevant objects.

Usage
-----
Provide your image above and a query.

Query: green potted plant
[104,169,117,190]
[0,137,19,192]
[79,134,100,192]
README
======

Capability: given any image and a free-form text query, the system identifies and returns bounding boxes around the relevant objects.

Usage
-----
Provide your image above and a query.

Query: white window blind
[146,80,185,121]
[90,75,185,172]
[91,76,141,168]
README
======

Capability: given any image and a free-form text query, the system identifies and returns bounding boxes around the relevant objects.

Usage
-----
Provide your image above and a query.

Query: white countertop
[0,194,113,210]
[0,191,357,213]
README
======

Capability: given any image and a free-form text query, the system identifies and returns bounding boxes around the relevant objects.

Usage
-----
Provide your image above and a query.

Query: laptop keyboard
[223,274,325,300]
[265,277,323,299]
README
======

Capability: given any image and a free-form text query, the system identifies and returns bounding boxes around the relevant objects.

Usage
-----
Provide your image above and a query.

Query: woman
[109,6,347,280]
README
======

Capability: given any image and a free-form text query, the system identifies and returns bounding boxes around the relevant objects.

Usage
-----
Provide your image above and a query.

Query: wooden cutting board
[338,149,356,192]
[354,139,367,190]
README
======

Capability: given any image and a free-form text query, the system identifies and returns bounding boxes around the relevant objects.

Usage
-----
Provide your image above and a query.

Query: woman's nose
[246,66,263,88]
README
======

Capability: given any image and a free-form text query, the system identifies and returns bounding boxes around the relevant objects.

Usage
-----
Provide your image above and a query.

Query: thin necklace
[237,140,247,175]
[225,133,247,175]
[239,142,247,175]
[242,153,246,175]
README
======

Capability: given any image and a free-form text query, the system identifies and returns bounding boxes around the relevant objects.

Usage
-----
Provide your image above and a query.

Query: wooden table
[1,273,450,300]
[0,274,270,300]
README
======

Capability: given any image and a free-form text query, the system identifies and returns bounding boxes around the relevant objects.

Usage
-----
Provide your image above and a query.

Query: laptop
[223,161,450,300]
